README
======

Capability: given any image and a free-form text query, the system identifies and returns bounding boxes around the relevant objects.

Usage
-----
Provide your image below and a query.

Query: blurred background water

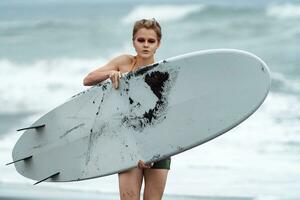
[0,0,300,199]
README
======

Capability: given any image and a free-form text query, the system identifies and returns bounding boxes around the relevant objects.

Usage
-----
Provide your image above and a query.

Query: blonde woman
[83,19,170,200]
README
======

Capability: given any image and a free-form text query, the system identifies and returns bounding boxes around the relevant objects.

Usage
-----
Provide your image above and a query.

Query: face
[133,28,160,59]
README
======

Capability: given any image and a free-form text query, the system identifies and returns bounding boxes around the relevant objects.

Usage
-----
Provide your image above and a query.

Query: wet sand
[0,183,254,200]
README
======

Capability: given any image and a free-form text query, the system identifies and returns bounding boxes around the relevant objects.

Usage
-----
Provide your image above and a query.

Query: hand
[109,70,122,89]
[138,160,153,169]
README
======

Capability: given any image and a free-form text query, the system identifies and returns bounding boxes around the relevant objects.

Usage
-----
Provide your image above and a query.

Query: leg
[143,169,169,200]
[118,167,143,200]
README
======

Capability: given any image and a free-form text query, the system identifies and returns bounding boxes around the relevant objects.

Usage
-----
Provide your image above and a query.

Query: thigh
[118,167,143,200]
[143,169,169,200]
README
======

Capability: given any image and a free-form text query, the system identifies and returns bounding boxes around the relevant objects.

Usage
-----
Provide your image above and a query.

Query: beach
[0,183,257,200]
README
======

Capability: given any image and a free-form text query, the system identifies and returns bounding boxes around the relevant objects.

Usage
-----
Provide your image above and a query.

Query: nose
[144,41,149,48]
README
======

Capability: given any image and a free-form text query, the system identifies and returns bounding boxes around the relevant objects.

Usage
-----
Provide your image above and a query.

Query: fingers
[114,73,119,89]
[138,160,153,169]
[109,71,122,89]
[138,160,149,169]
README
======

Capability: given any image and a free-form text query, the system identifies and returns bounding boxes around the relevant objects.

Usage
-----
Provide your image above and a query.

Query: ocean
[0,0,300,199]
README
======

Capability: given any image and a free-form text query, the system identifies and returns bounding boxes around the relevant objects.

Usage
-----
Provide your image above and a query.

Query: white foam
[266,3,300,19]
[122,4,205,24]
[0,58,105,114]
[272,72,300,94]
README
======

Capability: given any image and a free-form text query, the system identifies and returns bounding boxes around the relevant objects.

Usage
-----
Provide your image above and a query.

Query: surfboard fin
[17,124,46,132]
[34,172,60,185]
[5,155,33,165]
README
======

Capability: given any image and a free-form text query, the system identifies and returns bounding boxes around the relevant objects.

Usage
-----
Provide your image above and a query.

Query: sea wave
[121,4,205,24]
[266,3,300,19]
[0,20,86,36]
[271,72,300,94]
[0,58,104,114]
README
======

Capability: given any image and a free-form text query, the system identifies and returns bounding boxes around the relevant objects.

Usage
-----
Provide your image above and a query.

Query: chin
[139,53,154,59]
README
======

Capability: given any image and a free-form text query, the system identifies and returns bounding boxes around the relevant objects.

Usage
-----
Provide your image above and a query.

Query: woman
[83,19,171,200]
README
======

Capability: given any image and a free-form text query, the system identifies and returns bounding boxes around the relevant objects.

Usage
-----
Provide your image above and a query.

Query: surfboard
[10,49,271,184]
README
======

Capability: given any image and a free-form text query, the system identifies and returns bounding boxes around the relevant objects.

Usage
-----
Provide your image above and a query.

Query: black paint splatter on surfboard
[145,71,169,100]
[121,69,177,132]
[129,97,134,104]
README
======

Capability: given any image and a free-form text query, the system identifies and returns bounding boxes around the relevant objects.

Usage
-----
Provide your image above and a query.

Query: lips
[142,50,150,53]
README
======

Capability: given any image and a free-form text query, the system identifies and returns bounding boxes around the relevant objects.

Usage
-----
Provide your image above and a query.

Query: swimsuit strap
[129,56,137,72]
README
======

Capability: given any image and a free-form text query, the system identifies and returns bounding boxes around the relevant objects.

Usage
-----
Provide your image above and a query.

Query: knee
[120,190,140,200]
[143,185,165,200]
[143,191,164,200]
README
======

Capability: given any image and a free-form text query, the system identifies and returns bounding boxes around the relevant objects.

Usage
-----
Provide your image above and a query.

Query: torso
[117,54,155,73]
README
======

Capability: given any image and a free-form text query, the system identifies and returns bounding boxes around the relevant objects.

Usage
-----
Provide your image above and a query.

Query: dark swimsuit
[151,157,171,170]
[130,56,171,170]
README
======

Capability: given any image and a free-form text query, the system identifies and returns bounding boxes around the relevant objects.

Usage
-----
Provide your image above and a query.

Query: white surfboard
[10,49,271,184]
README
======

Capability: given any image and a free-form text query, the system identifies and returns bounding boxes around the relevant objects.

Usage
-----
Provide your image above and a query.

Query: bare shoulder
[109,54,135,72]
[112,54,133,63]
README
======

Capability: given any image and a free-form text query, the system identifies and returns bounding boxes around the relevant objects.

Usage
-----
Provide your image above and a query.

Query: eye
[148,39,156,43]
[137,38,145,43]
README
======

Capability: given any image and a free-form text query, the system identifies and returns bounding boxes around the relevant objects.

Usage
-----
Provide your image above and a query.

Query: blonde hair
[132,18,162,42]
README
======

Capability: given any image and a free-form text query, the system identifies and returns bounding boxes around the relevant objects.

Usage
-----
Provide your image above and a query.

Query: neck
[135,56,155,68]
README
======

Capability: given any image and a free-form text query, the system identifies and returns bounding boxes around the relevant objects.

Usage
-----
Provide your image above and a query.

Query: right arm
[83,55,127,88]
[83,57,121,86]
